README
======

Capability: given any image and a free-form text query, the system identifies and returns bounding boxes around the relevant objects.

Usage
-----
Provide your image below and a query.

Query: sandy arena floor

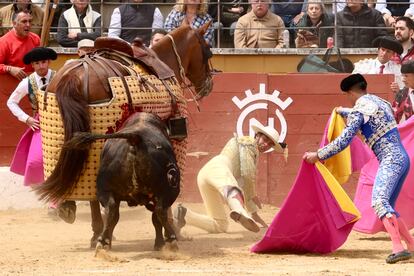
[1,202,414,275]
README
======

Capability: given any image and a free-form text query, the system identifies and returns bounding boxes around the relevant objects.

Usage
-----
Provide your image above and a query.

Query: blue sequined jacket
[318,94,397,160]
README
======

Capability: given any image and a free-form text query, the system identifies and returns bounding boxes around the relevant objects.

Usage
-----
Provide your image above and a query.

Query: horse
[65,112,180,251]
[34,21,214,248]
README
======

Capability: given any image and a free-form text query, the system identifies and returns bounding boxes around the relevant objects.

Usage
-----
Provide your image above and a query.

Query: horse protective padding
[37,70,187,200]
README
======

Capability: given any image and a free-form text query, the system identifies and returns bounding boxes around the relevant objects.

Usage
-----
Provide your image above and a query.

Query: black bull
[65,112,180,251]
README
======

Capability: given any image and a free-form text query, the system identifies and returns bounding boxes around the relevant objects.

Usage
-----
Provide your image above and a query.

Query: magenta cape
[10,126,44,186]
[251,161,358,254]
[251,112,368,254]
[353,117,414,234]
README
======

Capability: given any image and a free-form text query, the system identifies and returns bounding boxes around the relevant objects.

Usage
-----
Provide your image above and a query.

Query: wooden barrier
[0,73,394,205]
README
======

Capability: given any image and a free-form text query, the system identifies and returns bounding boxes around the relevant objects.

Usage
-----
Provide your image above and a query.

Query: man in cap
[353,36,404,89]
[304,74,413,264]
[77,38,95,56]
[63,39,95,66]
[0,10,40,80]
[393,60,414,123]
[173,126,288,234]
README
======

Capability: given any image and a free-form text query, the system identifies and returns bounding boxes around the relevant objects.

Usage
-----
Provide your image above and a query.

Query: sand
[1,202,414,275]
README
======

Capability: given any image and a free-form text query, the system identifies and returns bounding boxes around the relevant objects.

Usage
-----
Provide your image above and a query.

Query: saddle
[94,37,175,80]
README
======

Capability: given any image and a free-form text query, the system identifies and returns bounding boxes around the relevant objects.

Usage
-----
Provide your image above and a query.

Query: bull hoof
[154,240,166,251]
[91,240,98,249]
[164,240,179,252]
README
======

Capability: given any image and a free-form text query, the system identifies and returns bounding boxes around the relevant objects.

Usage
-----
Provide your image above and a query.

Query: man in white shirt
[7,47,56,130]
[353,36,404,89]
[108,0,163,46]
[6,47,57,218]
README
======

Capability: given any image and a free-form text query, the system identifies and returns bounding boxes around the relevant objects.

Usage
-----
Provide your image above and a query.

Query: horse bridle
[166,31,213,102]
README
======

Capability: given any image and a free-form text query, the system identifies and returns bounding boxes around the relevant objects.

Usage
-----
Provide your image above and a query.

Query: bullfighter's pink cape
[251,111,369,254]
[353,116,414,234]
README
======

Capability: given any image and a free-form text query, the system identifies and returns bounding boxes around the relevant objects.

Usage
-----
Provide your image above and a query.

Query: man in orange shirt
[0,10,40,81]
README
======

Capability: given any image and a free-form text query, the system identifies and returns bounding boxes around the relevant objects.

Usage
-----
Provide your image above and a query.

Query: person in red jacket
[0,10,40,81]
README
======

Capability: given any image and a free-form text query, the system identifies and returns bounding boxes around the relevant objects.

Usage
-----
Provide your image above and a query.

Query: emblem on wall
[232,83,293,146]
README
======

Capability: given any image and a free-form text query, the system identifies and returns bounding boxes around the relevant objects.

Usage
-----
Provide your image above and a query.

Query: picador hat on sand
[372,36,403,55]
[401,60,414,73]
[23,47,57,65]
[340,73,367,92]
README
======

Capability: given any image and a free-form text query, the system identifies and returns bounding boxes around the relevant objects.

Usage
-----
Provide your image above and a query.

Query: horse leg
[89,200,103,249]
[97,195,120,250]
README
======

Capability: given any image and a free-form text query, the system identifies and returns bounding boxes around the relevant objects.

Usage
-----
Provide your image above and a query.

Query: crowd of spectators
[0,0,414,49]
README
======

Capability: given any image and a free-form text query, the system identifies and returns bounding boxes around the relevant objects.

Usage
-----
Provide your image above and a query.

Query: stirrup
[229,211,260,233]
[386,250,411,264]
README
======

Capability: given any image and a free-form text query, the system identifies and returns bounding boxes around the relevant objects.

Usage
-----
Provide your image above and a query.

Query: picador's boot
[58,200,77,224]
[226,188,259,233]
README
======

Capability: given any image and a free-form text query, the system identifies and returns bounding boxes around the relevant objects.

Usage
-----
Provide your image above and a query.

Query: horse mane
[35,73,91,202]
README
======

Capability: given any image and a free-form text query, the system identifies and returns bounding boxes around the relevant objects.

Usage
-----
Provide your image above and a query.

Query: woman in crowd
[294,0,334,48]
[164,0,214,46]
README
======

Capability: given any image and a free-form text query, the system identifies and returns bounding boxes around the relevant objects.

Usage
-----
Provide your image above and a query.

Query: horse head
[152,21,214,100]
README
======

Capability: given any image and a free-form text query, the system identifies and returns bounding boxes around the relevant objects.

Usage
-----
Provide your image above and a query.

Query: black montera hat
[401,60,414,73]
[23,47,57,65]
[340,74,367,92]
[372,36,403,55]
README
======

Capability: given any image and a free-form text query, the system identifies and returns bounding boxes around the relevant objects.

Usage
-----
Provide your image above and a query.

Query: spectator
[0,0,44,37]
[56,0,101,48]
[0,10,40,80]
[393,60,414,123]
[149,28,167,47]
[173,126,287,234]
[220,0,249,41]
[63,39,95,66]
[294,0,334,48]
[393,16,414,64]
[375,0,414,28]
[271,0,307,47]
[334,0,376,14]
[336,0,388,48]
[353,36,404,89]
[77,38,95,56]
[234,0,285,48]
[108,0,163,46]
[164,0,214,47]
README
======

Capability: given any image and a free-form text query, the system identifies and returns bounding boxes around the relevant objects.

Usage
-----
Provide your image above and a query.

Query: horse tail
[35,74,91,203]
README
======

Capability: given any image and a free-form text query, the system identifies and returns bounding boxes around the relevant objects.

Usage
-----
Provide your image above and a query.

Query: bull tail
[64,131,143,150]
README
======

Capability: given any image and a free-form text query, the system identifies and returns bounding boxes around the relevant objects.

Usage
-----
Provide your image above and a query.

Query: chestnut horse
[35,22,213,247]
